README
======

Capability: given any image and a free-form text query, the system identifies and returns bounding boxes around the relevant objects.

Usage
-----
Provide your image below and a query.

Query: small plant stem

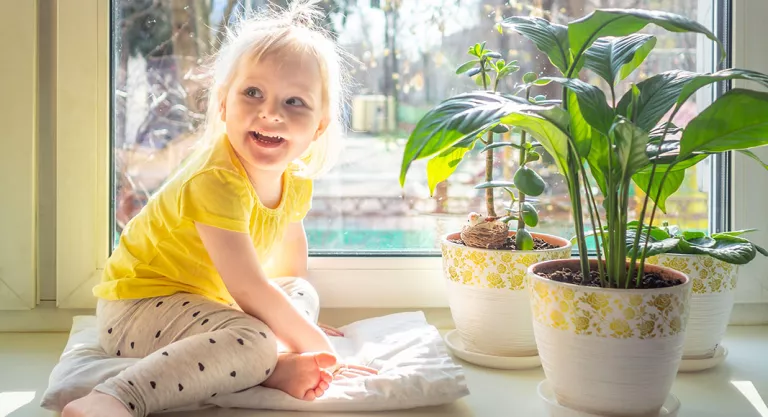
[481,58,497,218]
[516,89,531,233]
[570,140,606,286]
[637,165,675,282]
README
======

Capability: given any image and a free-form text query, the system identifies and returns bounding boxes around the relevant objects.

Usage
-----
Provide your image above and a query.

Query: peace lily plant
[404,6,768,416]
[399,43,572,362]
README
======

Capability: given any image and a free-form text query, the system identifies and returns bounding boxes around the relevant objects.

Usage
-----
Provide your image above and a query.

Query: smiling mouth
[250,131,286,145]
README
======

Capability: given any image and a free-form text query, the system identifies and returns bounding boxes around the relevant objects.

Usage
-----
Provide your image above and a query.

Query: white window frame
[50,0,768,313]
[0,1,37,310]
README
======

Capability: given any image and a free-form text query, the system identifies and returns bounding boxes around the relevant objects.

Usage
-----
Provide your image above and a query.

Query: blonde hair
[197,0,349,178]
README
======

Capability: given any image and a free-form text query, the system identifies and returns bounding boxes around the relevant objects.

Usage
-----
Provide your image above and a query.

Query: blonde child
[62,2,377,416]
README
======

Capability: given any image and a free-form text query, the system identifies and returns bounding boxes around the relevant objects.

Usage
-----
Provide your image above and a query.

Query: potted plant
[399,43,572,363]
[635,223,768,370]
[494,9,768,416]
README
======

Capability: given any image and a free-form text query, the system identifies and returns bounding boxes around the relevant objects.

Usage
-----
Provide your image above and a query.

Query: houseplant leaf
[737,149,768,171]
[679,89,768,158]
[400,91,532,186]
[567,90,595,158]
[501,16,571,75]
[583,34,657,86]
[426,145,473,195]
[545,77,614,136]
[568,9,722,69]
[680,235,758,264]
[673,68,768,113]
[612,117,650,178]
[616,70,697,131]
[626,227,680,257]
[631,169,684,213]
[514,166,546,196]
[500,108,571,178]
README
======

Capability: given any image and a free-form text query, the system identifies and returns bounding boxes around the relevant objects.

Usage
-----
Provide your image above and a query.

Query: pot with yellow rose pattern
[646,253,738,360]
[528,259,692,417]
[441,231,571,358]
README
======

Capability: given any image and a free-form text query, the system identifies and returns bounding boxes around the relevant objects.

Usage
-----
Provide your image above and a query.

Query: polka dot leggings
[93,277,320,417]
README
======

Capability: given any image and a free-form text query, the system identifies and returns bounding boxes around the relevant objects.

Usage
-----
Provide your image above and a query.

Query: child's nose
[258,101,283,123]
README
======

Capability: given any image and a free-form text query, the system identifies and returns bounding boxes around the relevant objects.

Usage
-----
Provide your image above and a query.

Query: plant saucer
[537,380,681,417]
[443,329,541,370]
[678,345,728,373]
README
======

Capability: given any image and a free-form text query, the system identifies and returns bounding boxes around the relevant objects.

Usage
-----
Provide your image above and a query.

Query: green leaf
[533,78,553,86]
[521,202,539,227]
[684,235,758,265]
[545,77,613,136]
[501,16,571,75]
[582,34,657,86]
[611,117,651,179]
[586,134,612,197]
[616,70,697,131]
[523,72,538,83]
[456,60,479,75]
[426,145,472,196]
[674,68,768,114]
[756,244,768,257]
[712,229,757,238]
[516,227,535,250]
[626,228,681,257]
[475,73,492,87]
[526,150,541,163]
[738,149,768,171]
[632,169,684,213]
[679,89,768,158]
[514,166,546,196]
[491,124,510,134]
[568,9,722,71]
[683,231,707,241]
[567,90,595,158]
[475,181,516,189]
[399,92,532,186]
[501,108,571,178]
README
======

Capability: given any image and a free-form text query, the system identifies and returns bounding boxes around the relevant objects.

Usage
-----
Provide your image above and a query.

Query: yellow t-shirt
[93,134,313,305]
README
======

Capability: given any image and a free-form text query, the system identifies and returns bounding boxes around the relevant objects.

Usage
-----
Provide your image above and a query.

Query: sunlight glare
[731,381,768,417]
[0,391,36,416]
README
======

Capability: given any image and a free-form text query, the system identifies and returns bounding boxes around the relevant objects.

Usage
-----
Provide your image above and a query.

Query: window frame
[51,0,768,310]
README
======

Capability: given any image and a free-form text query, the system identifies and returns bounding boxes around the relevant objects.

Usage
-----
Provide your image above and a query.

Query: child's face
[221,48,328,176]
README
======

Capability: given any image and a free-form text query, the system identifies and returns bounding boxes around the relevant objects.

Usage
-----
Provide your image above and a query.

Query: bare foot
[62,392,132,417]
[262,351,336,400]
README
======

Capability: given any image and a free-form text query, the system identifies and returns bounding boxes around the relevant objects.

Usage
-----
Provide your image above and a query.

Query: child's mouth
[250,131,285,148]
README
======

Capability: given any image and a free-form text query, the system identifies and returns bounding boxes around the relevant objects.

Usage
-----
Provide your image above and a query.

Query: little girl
[62,2,377,416]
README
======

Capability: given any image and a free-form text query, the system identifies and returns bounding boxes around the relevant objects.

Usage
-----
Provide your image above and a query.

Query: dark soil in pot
[534,260,685,290]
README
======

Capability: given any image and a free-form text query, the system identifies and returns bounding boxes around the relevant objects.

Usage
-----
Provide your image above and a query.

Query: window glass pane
[112,0,715,254]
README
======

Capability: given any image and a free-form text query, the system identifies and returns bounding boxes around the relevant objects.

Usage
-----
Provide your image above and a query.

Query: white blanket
[41,311,469,413]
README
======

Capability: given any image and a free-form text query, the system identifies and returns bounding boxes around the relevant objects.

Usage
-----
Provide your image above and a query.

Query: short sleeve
[179,169,254,233]
[288,175,314,222]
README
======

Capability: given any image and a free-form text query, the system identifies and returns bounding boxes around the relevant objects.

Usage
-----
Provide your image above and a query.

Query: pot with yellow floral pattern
[528,259,692,417]
[441,231,572,360]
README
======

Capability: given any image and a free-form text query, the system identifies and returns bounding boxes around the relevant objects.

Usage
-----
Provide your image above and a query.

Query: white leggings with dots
[93,277,320,417]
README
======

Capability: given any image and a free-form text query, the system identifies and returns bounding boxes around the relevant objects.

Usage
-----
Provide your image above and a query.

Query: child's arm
[265,221,309,278]
[195,222,334,354]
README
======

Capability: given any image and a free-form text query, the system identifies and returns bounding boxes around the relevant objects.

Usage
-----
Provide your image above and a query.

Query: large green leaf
[500,108,571,178]
[673,68,768,114]
[514,166,546,196]
[400,92,531,186]
[567,90,595,158]
[545,77,614,135]
[680,89,768,158]
[612,118,650,179]
[568,9,722,70]
[632,168,685,213]
[426,145,472,195]
[501,16,571,75]
[583,34,657,86]
[679,235,758,264]
[616,70,697,131]
[586,132,613,197]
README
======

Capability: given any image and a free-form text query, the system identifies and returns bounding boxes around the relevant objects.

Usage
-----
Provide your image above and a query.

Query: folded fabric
[41,311,469,413]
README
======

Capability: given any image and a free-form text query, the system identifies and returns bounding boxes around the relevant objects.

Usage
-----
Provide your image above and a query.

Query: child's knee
[232,321,278,362]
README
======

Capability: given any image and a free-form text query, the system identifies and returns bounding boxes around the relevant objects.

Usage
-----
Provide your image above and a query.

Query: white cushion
[41,311,469,412]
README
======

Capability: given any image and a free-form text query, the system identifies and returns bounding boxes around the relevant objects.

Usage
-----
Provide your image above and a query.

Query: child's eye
[286,97,306,107]
[245,87,262,98]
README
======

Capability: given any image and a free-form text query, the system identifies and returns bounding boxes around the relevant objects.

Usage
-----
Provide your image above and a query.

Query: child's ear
[313,116,330,141]
[218,89,227,122]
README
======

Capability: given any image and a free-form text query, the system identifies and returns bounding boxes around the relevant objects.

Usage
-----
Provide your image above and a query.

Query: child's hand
[318,322,344,337]
[331,363,379,380]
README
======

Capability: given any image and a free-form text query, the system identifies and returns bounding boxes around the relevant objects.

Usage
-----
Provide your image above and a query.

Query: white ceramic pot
[440,232,571,357]
[647,254,738,359]
[528,259,692,417]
